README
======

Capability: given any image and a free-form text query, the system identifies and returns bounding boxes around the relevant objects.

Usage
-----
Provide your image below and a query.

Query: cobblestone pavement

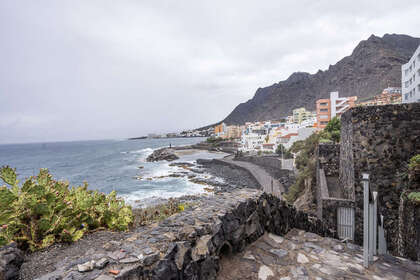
[221,156,284,199]
[217,229,420,280]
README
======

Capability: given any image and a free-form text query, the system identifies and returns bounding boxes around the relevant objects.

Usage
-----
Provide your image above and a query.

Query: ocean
[0,138,226,207]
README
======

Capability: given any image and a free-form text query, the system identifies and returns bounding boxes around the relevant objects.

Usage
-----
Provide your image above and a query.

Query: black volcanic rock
[223,34,420,124]
[146,148,179,162]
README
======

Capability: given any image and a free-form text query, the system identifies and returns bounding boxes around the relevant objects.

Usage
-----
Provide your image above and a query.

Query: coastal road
[220,156,284,199]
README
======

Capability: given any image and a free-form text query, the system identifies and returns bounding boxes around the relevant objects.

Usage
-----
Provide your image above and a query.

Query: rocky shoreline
[2,144,282,280]
[2,147,261,280]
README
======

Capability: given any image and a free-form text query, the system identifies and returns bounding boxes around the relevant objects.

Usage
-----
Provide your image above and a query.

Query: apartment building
[402,44,420,103]
[316,91,357,129]
[292,107,315,124]
[226,125,244,139]
[214,123,226,137]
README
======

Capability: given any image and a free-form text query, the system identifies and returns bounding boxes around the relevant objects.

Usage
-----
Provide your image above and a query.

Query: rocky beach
[5,144,265,280]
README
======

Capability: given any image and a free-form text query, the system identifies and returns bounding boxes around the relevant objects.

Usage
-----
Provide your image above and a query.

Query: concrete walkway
[221,156,284,199]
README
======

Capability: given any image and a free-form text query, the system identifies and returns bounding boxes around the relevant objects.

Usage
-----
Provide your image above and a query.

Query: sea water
[0,138,225,207]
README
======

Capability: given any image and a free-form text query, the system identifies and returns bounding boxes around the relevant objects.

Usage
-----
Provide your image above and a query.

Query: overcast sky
[1,1,419,144]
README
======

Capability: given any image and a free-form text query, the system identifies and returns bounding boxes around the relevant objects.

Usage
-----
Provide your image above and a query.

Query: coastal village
[207,86,403,154]
[2,26,420,280]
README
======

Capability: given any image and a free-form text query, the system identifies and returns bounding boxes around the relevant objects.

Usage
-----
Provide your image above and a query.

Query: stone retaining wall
[0,242,23,280]
[234,155,282,170]
[233,156,295,191]
[317,144,340,178]
[29,189,334,280]
[339,103,420,252]
[398,191,420,261]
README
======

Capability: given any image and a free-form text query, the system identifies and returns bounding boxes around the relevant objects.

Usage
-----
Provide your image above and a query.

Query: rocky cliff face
[223,34,420,124]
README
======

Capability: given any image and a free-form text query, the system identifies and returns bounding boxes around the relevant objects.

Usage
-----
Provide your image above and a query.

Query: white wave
[121,177,212,207]
[129,147,154,154]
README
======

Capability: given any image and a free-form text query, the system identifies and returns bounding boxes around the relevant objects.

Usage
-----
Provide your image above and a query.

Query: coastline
[17,146,262,279]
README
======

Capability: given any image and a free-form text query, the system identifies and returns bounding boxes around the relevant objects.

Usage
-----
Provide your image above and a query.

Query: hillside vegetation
[284,117,341,203]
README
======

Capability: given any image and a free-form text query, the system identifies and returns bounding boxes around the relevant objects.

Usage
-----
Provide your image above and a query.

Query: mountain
[223,34,420,124]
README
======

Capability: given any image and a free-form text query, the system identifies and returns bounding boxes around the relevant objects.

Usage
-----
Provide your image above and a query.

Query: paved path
[218,229,420,280]
[221,156,284,199]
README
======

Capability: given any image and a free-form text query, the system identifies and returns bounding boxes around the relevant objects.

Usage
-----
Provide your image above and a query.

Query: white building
[283,128,317,149]
[402,44,420,103]
[330,91,357,117]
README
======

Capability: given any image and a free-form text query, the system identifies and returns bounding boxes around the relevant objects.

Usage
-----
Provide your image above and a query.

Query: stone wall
[233,156,295,192]
[0,242,23,280]
[398,191,420,261]
[234,155,282,170]
[316,144,347,219]
[320,198,355,236]
[317,144,340,178]
[339,103,420,252]
[29,189,335,280]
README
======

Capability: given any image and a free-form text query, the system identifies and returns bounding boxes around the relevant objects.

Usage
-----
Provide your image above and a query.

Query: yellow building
[292,107,314,124]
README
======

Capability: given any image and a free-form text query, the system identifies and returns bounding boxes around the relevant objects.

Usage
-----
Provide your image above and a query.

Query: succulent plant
[0,167,133,251]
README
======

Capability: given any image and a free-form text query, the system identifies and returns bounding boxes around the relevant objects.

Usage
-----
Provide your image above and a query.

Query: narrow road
[221,156,284,199]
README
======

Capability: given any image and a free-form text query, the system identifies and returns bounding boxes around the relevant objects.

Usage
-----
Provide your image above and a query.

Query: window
[320,108,328,112]
[405,69,409,76]
[405,93,408,100]
[319,102,328,106]
[320,121,329,125]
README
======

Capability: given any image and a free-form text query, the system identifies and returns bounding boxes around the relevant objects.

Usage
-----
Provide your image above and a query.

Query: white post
[362,173,370,268]
[378,215,387,255]
[373,192,378,256]
[369,202,374,262]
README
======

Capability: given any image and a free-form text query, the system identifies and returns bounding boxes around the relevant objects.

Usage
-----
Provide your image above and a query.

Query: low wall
[233,156,295,192]
[0,243,23,280]
[234,155,282,170]
[27,189,334,280]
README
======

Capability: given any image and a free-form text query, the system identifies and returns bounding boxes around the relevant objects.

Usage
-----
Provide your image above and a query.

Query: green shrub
[407,192,420,203]
[132,199,191,227]
[206,137,223,143]
[284,157,315,203]
[284,117,341,203]
[275,144,293,159]
[0,166,133,251]
[409,154,420,170]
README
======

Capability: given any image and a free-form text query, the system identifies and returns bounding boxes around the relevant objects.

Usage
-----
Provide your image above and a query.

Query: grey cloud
[0,0,419,143]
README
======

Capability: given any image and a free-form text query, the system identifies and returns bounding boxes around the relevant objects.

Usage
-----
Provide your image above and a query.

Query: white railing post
[369,200,374,262]
[378,215,387,255]
[362,173,370,268]
[373,191,378,256]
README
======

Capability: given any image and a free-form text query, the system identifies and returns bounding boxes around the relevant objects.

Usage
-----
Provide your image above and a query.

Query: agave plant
[0,166,133,251]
